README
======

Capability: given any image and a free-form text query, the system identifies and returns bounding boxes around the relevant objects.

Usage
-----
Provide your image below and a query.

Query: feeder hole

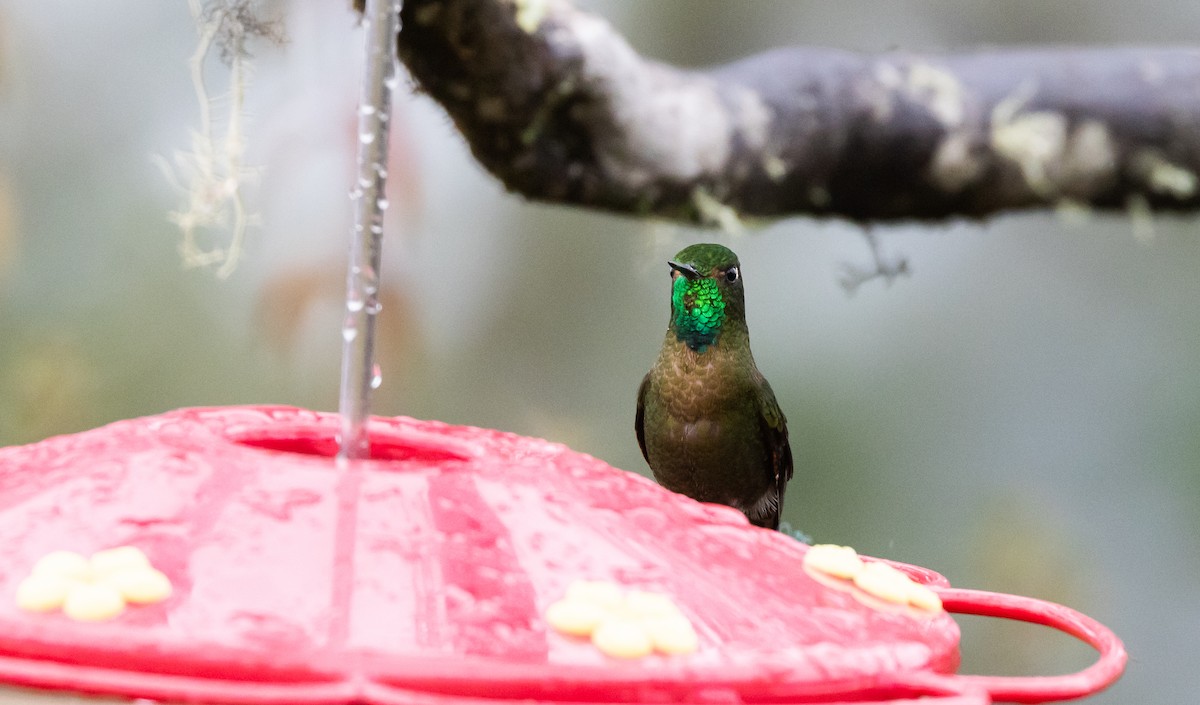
[231,427,471,464]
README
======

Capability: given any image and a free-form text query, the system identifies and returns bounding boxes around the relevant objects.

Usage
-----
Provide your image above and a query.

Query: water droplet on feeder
[370,364,382,390]
[377,198,390,211]
[342,326,358,343]
[360,132,376,145]
[365,298,383,315]
[346,294,365,313]
[349,188,363,201]
[370,223,384,235]
[359,104,377,117]
[443,584,476,611]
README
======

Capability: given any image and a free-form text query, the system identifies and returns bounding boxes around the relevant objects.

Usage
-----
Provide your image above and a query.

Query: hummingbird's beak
[668,260,701,281]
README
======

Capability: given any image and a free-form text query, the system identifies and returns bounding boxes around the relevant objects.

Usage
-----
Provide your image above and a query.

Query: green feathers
[672,243,739,273]
[667,243,740,353]
[672,276,725,352]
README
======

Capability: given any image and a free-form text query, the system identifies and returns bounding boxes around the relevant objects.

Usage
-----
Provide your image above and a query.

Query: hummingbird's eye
[724,267,739,283]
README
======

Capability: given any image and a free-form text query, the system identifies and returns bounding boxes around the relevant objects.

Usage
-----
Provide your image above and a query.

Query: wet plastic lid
[0,406,1123,704]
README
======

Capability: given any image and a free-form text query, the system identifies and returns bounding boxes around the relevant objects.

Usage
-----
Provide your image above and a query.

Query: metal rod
[337,0,399,460]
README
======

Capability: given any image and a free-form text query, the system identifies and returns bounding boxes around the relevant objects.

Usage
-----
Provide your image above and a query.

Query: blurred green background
[1,1,1198,703]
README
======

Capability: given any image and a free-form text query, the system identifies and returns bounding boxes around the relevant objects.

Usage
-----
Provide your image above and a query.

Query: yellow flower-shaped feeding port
[545,580,699,659]
[16,546,173,622]
[803,544,943,613]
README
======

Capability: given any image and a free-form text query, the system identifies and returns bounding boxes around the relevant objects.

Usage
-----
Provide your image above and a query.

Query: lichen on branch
[395,0,1200,225]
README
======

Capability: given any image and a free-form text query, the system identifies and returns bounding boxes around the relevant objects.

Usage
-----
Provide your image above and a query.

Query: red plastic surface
[0,406,1123,704]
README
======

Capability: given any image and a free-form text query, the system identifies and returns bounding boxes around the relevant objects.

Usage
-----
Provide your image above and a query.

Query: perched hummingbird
[636,243,793,530]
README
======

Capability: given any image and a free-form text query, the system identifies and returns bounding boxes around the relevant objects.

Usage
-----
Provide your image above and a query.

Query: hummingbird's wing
[635,373,650,464]
[756,376,793,529]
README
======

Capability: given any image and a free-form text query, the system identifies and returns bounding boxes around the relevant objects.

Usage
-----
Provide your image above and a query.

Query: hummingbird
[635,243,793,530]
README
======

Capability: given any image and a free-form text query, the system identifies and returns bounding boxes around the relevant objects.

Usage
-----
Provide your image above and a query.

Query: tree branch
[396,0,1200,224]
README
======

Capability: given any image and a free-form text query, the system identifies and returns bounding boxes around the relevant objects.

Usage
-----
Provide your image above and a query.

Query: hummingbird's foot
[778,521,813,544]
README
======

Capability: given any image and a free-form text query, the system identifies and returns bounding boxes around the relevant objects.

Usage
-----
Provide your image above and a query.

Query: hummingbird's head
[667,243,744,353]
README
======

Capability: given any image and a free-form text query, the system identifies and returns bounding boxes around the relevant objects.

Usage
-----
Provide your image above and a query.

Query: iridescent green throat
[672,275,726,352]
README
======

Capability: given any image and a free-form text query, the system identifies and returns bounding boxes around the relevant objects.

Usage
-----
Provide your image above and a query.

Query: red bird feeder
[0,406,1125,704]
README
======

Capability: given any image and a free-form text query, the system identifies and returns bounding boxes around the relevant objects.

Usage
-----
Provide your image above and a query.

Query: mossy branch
[394,0,1200,225]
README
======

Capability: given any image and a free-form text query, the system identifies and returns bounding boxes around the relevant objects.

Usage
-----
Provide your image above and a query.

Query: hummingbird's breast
[642,339,770,507]
[653,345,746,420]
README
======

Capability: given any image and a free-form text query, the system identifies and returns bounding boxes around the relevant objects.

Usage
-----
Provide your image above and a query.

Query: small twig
[839,231,910,294]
